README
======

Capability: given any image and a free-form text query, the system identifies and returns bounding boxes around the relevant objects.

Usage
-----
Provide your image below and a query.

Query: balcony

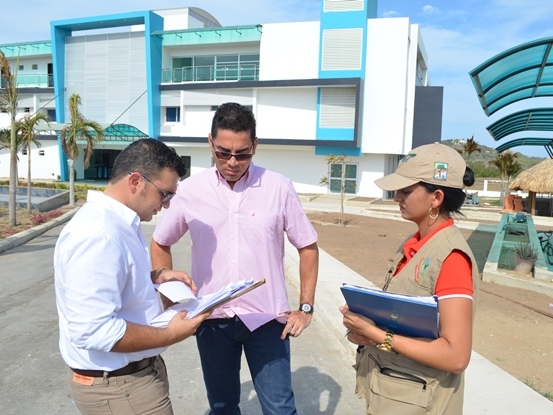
[1,74,54,88]
[162,64,259,83]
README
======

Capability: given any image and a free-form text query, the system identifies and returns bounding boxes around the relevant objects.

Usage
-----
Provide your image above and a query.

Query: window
[32,64,38,70]
[47,109,56,122]
[167,54,260,82]
[320,87,356,128]
[166,107,180,123]
[39,150,45,156]
[22,149,28,155]
[18,64,24,71]
[24,107,30,113]
[195,56,215,81]
[180,155,191,179]
[329,163,357,194]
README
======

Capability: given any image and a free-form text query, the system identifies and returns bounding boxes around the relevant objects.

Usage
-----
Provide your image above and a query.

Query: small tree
[462,135,481,163]
[0,50,20,226]
[17,113,49,212]
[320,154,354,226]
[60,93,104,206]
[489,151,521,205]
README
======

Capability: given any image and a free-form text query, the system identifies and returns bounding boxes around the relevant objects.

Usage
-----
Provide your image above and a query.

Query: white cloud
[382,10,400,18]
[422,5,440,15]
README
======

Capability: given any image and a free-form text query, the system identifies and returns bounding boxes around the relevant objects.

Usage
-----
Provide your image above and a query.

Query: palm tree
[0,128,11,151]
[489,151,521,205]
[17,113,49,212]
[463,136,481,163]
[60,93,104,207]
[0,50,20,226]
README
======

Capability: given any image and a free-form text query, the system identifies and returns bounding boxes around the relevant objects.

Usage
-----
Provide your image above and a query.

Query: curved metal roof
[495,138,553,157]
[487,108,553,140]
[102,124,149,141]
[469,37,553,116]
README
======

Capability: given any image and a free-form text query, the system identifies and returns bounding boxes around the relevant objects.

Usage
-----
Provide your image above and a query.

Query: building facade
[0,0,443,198]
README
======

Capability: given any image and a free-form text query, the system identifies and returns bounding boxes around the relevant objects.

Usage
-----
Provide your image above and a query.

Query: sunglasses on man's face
[213,149,254,161]
[130,172,176,204]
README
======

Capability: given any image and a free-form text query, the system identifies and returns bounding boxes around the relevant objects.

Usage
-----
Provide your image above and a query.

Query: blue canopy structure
[495,138,553,157]
[486,108,553,140]
[102,124,149,141]
[469,37,553,116]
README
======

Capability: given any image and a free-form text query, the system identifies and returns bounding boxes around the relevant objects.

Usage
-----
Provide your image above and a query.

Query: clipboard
[192,278,267,316]
[151,279,267,325]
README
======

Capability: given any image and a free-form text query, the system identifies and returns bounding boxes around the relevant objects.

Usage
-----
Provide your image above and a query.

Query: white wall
[259,22,320,81]
[65,32,148,133]
[0,141,61,180]
[356,153,388,198]
[19,142,62,180]
[253,146,328,194]
[256,88,318,140]
[362,17,413,155]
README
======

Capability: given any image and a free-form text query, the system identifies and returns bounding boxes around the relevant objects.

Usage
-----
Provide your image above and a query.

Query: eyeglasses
[213,148,254,161]
[131,172,176,204]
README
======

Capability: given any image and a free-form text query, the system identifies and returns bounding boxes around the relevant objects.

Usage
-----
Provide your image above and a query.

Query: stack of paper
[151,279,265,327]
[340,283,439,339]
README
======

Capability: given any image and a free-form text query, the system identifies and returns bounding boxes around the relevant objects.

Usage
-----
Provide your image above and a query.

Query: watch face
[300,303,313,313]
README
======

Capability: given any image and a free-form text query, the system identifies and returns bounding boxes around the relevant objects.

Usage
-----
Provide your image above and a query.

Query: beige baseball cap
[375,142,466,191]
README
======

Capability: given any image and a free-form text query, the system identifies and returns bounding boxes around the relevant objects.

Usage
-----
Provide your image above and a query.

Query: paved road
[2,200,553,414]
[0,222,364,415]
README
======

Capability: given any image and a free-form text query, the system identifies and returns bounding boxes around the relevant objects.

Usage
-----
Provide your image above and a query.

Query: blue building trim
[315,146,361,157]
[144,12,163,139]
[50,11,163,179]
[313,0,377,160]
[316,127,355,141]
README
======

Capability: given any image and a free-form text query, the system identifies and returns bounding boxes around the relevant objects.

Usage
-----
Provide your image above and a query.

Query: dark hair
[211,102,256,142]
[420,167,475,216]
[109,139,187,182]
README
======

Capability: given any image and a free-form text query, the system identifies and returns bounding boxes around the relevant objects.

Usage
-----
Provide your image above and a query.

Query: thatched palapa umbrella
[509,158,553,216]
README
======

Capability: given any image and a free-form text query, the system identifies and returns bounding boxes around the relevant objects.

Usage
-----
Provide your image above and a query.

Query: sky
[2,0,553,157]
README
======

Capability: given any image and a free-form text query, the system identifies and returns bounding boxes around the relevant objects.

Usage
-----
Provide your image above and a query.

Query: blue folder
[340,284,439,339]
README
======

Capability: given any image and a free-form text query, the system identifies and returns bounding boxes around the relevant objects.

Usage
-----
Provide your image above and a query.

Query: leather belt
[70,356,157,378]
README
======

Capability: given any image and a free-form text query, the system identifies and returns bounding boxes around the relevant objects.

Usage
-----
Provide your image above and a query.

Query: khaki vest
[355,224,479,415]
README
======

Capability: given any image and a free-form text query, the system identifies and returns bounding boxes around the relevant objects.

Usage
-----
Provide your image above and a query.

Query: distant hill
[441,139,545,178]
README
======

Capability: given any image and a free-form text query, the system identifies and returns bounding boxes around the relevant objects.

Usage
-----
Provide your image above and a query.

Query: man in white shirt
[54,139,210,415]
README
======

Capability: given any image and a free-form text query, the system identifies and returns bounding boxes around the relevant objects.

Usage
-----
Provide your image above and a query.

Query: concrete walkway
[1,194,553,413]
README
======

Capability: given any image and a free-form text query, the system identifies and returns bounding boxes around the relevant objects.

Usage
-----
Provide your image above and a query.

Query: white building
[0,0,442,198]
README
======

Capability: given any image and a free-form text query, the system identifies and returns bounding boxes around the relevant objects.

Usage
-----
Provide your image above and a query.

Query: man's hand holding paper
[151,279,265,328]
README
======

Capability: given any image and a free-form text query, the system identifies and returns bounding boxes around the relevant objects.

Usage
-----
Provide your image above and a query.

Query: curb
[0,208,79,254]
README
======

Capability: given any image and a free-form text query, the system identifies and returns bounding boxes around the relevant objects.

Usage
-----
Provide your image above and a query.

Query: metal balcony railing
[161,64,259,83]
[2,74,54,88]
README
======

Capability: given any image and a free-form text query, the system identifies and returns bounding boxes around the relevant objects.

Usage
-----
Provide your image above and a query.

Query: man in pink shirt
[151,102,319,415]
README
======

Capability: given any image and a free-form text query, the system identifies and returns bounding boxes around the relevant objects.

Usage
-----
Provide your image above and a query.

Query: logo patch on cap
[433,162,448,181]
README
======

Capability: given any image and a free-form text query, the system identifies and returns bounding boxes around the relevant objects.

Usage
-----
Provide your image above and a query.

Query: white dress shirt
[54,190,166,370]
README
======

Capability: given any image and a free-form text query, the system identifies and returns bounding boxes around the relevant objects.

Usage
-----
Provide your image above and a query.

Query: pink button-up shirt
[153,164,318,330]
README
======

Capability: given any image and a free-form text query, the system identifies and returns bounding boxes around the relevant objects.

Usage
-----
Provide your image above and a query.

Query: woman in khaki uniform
[340,143,478,415]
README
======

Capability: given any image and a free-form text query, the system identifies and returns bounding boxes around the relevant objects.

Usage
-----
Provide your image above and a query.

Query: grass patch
[523,378,553,402]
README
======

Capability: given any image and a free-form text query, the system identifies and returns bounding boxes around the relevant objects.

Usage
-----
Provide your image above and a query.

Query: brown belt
[70,356,157,378]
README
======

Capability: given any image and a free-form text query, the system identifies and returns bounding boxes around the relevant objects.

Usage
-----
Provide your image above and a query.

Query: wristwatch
[299,303,314,314]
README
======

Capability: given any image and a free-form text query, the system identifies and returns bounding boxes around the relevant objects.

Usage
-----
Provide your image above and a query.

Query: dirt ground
[307,210,553,399]
[2,204,552,398]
